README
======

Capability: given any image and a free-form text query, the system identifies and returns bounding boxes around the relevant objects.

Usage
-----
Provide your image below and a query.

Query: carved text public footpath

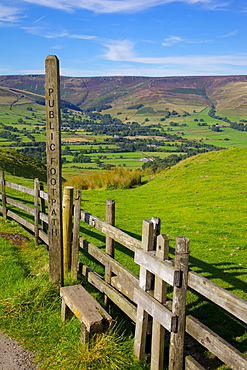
[47,88,60,236]
[45,55,63,286]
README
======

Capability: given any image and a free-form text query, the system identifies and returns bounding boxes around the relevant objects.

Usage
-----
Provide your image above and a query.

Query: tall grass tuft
[64,167,143,190]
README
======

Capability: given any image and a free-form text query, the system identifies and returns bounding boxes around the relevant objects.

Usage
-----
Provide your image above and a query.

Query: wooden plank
[80,210,142,252]
[7,210,34,232]
[6,197,35,215]
[105,199,115,305]
[39,189,48,201]
[185,356,205,370]
[34,178,39,246]
[111,275,134,300]
[80,238,139,289]
[186,315,247,370]
[133,288,177,332]
[79,262,137,323]
[5,181,34,196]
[169,236,190,370]
[188,271,247,325]
[0,171,6,219]
[71,190,81,280]
[134,249,181,287]
[39,229,49,245]
[151,234,169,370]
[60,285,111,333]
[134,220,155,361]
[62,186,74,274]
[39,212,48,224]
[39,183,48,234]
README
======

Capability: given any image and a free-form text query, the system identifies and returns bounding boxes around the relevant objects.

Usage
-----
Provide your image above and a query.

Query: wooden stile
[151,234,169,370]
[62,186,74,274]
[34,178,39,246]
[169,236,190,370]
[188,270,247,325]
[0,171,6,219]
[71,189,81,280]
[134,220,154,360]
[39,182,48,234]
[186,315,247,370]
[185,356,206,370]
[105,199,115,304]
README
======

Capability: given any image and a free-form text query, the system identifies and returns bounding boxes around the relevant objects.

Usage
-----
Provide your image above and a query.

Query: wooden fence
[0,172,246,370]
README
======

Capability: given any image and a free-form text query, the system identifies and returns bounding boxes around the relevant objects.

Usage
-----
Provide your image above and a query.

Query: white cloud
[220,30,238,38]
[19,0,229,14]
[0,4,21,22]
[162,36,183,46]
[70,34,98,40]
[102,39,247,73]
[103,39,136,61]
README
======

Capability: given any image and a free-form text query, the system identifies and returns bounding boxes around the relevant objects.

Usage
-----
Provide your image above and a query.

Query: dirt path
[0,331,39,370]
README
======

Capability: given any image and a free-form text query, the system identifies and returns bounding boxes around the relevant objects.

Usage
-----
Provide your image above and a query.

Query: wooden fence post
[34,178,39,246]
[62,186,74,275]
[0,171,6,219]
[39,182,48,234]
[134,220,154,360]
[71,189,81,280]
[151,234,169,370]
[45,55,63,287]
[105,199,115,304]
[169,236,190,370]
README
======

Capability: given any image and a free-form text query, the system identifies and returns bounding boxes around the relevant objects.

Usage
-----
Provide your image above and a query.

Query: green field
[1,101,247,180]
[0,146,246,369]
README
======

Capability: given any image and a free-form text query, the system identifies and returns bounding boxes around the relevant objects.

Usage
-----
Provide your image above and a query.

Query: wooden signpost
[45,55,63,287]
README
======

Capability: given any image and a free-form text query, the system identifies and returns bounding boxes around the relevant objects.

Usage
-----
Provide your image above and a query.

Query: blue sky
[1,0,247,77]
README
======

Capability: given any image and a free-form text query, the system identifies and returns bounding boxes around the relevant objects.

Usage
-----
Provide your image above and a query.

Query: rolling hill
[0,74,247,115]
[0,148,46,181]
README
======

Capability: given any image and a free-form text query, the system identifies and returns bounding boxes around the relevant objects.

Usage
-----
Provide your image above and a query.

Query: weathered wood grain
[38,229,49,245]
[134,288,177,332]
[185,356,205,370]
[5,197,35,215]
[134,249,181,287]
[34,178,39,246]
[186,315,247,370]
[71,190,81,280]
[60,285,111,332]
[39,212,48,224]
[80,238,139,289]
[39,189,48,201]
[62,186,74,274]
[188,271,247,324]
[105,199,115,304]
[151,234,169,370]
[45,55,63,287]
[7,210,34,232]
[0,171,6,219]
[79,262,137,323]
[80,210,142,251]
[5,181,34,196]
[111,275,135,300]
[169,236,190,370]
[134,220,154,361]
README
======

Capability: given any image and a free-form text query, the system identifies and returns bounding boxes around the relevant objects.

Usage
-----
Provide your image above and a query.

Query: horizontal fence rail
[0,174,246,370]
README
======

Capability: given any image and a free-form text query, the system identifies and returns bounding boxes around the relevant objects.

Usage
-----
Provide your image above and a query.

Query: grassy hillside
[78,147,247,298]
[0,147,246,369]
[0,148,46,181]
